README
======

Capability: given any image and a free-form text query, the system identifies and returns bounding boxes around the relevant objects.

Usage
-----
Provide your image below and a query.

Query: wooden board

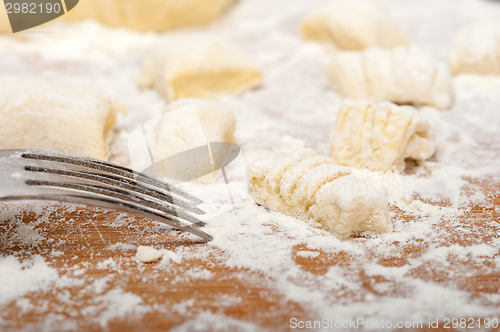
[0,176,498,331]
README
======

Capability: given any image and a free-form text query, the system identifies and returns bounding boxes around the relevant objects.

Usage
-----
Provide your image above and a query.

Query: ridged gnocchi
[326,47,452,109]
[249,149,391,239]
[330,100,435,173]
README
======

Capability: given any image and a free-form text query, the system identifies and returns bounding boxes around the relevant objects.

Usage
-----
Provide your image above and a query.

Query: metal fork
[0,149,212,242]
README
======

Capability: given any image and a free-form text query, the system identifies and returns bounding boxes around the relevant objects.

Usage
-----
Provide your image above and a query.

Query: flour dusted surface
[0,0,499,330]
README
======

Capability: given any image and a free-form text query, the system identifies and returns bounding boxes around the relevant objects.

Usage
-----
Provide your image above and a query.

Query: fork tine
[25,178,206,227]
[21,151,203,205]
[1,192,212,242]
[0,149,213,242]
[24,165,205,216]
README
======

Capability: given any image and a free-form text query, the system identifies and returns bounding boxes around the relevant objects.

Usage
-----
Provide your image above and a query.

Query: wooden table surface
[1,1,500,329]
[0,176,498,331]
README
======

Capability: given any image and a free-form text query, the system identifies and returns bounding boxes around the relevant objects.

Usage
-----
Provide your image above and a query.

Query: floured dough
[63,0,235,32]
[136,246,165,263]
[450,22,500,76]
[301,0,407,50]
[0,1,11,34]
[149,99,236,155]
[0,76,123,160]
[249,149,391,239]
[327,47,452,109]
[330,100,435,172]
[139,34,262,100]
[136,99,236,183]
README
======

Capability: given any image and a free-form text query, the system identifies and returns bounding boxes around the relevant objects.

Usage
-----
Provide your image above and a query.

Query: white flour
[0,0,499,330]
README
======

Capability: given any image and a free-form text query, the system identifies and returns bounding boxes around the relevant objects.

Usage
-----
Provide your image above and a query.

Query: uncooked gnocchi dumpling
[450,22,500,75]
[330,100,435,173]
[301,0,408,50]
[63,0,235,32]
[249,149,391,239]
[327,47,452,109]
[149,99,236,157]
[133,99,236,183]
[139,34,263,101]
[0,76,123,160]
[0,5,10,33]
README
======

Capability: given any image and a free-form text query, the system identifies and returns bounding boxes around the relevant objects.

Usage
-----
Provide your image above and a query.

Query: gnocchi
[139,34,263,101]
[130,99,236,183]
[450,22,500,76]
[326,47,452,109]
[0,4,10,33]
[0,76,123,160]
[330,100,435,173]
[63,0,235,32]
[149,99,236,158]
[301,0,407,50]
[249,149,391,239]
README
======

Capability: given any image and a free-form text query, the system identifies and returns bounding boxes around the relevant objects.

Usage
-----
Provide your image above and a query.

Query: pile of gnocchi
[248,0,500,238]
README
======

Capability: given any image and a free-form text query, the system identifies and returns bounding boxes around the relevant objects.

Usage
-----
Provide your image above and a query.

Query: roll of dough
[330,100,435,172]
[327,47,452,109]
[0,76,124,160]
[249,149,391,239]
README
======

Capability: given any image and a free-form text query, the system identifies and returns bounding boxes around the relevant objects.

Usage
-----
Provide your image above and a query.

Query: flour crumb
[135,246,165,263]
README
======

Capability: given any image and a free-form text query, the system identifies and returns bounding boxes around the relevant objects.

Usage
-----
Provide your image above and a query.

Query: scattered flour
[170,311,264,332]
[80,288,149,328]
[0,0,499,330]
[0,255,59,306]
[296,250,321,258]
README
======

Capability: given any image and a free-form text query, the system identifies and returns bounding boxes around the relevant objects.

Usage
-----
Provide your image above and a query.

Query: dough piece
[139,34,262,100]
[450,22,500,75]
[150,99,236,156]
[330,100,435,172]
[63,0,235,32]
[327,47,452,109]
[0,1,11,34]
[0,76,123,160]
[249,149,391,239]
[136,246,164,263]
[301,0,407,50]
[138,99,236,183]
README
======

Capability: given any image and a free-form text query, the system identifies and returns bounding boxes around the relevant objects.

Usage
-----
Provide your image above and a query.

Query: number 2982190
[5,2,62,14]
[443,318,499,329]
